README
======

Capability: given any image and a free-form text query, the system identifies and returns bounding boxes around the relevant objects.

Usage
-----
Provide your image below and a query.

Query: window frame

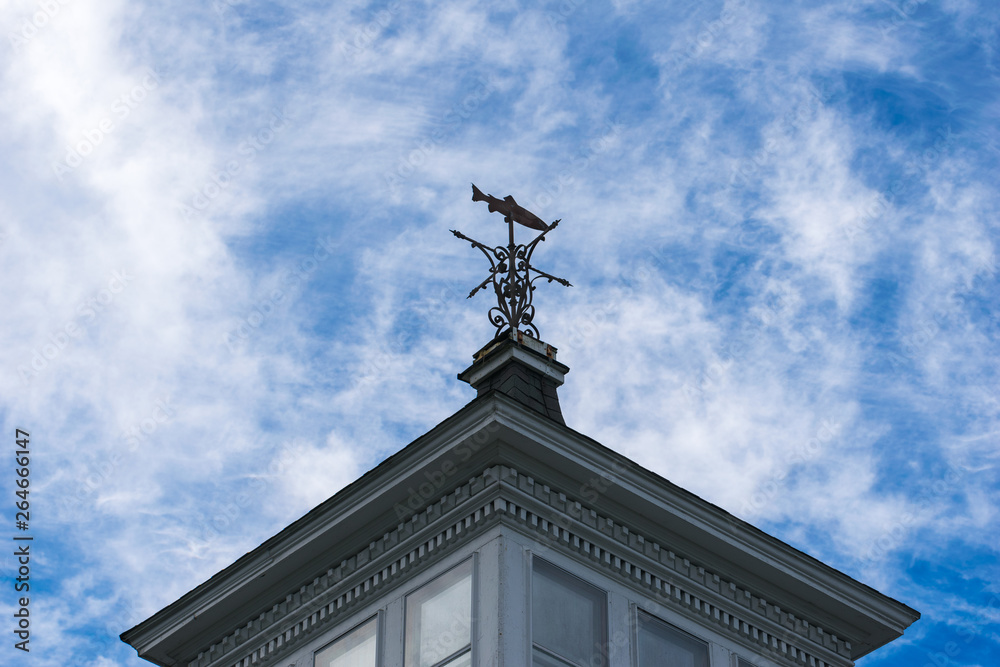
[632,606,713,667]
[529,554,610,667]
[403,555,477,667]
[313,612,382,667]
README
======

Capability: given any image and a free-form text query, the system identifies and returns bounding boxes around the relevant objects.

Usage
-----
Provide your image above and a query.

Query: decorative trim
[495,466,853,667]
[193,465,853,667]
[189,468,505,667]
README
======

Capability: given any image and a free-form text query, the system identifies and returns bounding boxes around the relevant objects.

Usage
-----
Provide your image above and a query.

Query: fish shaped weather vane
[452,184,572,340]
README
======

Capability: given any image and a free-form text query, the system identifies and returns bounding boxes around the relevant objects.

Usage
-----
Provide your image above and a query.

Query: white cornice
[123,394,917,667]
[183,464,864,667]
[486,394,919,654]
[121,399,502,665]
[190,470,506,667]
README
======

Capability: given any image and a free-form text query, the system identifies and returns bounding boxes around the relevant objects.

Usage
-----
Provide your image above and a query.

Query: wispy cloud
[1,1,998,665]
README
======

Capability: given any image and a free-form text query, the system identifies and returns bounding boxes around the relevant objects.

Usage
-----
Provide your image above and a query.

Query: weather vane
[452,184,571,340]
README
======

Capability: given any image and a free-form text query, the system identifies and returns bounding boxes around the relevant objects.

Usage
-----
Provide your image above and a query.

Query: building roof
[122,337,919,667]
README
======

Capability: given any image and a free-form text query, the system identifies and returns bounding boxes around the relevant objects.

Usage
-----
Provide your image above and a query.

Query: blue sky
[1,0,998,665]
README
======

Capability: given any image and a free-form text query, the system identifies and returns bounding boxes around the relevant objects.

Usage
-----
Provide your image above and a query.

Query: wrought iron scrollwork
[452,184,571,340]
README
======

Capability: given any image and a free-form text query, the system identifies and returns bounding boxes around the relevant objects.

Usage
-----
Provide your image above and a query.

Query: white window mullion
[606,591,630,667]
[383,598,404,667]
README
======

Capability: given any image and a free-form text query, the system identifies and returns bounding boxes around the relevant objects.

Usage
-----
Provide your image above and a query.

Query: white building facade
[122,335,919,667]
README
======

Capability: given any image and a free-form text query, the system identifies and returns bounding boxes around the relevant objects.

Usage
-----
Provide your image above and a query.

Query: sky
[0,0,998,665]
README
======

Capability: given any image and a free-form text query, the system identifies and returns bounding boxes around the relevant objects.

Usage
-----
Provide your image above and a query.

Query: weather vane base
[472,329,559,363]
[452,184,571,341]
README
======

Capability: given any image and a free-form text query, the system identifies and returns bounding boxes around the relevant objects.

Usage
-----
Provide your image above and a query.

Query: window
[636,611,709,667]
[531,557,607,666]
[404,559,474,667]
[315,616,378,667]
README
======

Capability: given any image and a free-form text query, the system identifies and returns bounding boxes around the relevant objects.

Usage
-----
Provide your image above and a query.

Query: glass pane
[315,616,377,667]
[636,612,709,667]
[405,559,473,667]
[531,558,606,666]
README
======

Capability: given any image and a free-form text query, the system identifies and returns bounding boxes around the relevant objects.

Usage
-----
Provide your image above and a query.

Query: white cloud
[1,1,998,665]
